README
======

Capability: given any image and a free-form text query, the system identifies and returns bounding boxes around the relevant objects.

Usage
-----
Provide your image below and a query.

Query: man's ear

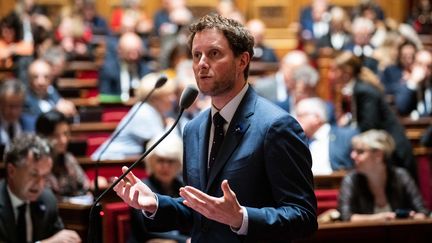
[239,52,251,71]
[6,163,16,178]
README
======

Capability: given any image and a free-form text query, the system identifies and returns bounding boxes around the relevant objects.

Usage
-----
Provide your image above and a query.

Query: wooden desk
[70,121,117,134]
[314,171,346,189]
[69,97,135,108]
[57,78,98,89]
[295,218,432,243]
[58,202,92,242]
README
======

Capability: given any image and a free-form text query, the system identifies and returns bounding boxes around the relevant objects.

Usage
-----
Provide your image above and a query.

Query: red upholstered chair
[315,189,339,215]
[417,154,432,210]
[103,202,131,243]
[101,107,130,122]
[86,133,110,156]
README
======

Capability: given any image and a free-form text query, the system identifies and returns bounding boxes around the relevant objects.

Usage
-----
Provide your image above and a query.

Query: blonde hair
[135,72,177,102]
[352,129,395,158]
[144,133,183,174]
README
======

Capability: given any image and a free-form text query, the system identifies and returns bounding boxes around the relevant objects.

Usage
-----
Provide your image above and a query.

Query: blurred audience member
[345,17,376,59]
[408,0,432,34]
[330,52,417,181]
[380,40,418,95]
[216,0,245,24]
[36,110,90,198]
[254,50,309,112]
[296,97,357,175]
[129,133,189,243]
[351,0,385,21]
[394,49,432,118]
[339,130,428,221]
[110,0,152,34]
[246,19,278,63]
[0,80,28,158]
[299,0,331,42]
[81,0,111,36]
[23,59,77,130]
[99,31,152,102]
[317,6,352,53]
[92,72,177,160]
[0,133,81,242]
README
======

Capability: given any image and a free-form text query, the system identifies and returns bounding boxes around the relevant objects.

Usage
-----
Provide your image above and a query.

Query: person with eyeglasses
[338,129,429,222]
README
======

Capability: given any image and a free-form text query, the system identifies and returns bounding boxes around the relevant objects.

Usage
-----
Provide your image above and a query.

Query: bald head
[280,50,309,91]
[246,19,266,45]
[415,49,432,78]
[117,32,144,63]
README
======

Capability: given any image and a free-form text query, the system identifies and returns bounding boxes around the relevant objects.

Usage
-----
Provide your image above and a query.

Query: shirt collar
[313,123,331,141]
[211,83,249,126]
[6,184,26,209]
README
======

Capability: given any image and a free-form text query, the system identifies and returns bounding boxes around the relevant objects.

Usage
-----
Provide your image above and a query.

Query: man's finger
[221,180,235,201]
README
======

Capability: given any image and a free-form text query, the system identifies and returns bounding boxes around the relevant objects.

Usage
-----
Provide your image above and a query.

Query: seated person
[0,79,29,157]
[35,110,90,198]
[99,31,153,102]
[0,133,81,242]
[338,129,429,221]
[92,72,177,160]
[296,97,357,175]
[23,59,77,130]
[129,133,189,243]
[245,19,278,63]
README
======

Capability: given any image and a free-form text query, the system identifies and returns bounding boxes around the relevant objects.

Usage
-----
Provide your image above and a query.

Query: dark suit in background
[353,80,417,180]
[328,125,358,171]
[0,180,64,242]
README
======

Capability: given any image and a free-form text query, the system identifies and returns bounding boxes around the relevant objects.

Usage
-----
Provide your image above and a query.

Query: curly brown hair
[187,14,254,80]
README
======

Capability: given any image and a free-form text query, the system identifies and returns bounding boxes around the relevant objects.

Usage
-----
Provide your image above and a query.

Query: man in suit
[394,49,432,118]
[114,14,317,242]
[98,31,152,101]
[253,50,309,113]
[23,59,77,130]
[0,134,81,242]
[295,97,358,174]
[0,79,28,157]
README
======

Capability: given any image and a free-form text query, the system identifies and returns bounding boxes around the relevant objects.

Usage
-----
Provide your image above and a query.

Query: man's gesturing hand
[113,166,157,214]
[179,180,244,229]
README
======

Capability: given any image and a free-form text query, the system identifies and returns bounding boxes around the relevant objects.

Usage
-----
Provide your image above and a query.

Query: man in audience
[0,134,81,242]
[395,49,432,118]
[296,97,358,175]
[98,31,153,102]
[253,50,309,112]
[0,79,28,157]
[299,0,331,42]
[23,59,77,130]
[246,19,278,63]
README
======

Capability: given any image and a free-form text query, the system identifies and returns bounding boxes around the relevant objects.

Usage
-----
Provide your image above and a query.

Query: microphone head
[155,75,168,89]
[179,85,199,109]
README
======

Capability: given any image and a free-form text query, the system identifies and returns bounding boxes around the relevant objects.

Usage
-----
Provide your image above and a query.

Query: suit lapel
[31,199,47,241]
[198,111,211,191]
[205,88,255,192]
[0,181,18,242]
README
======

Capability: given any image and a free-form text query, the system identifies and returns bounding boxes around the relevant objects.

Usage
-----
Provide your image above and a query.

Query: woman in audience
[330,51,418,181]
[129,133,189,243]
[339,129,428,221]
[35,109,90,198]
[91,72,177,160]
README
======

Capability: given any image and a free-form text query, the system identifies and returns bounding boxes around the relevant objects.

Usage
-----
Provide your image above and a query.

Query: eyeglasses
[352,148,368,154]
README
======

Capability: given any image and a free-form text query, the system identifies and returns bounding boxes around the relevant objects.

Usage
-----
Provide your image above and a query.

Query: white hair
[296,97,328,122]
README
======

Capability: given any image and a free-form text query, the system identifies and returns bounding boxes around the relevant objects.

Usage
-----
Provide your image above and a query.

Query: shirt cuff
[141,193,159,219]
[231,206,248,235]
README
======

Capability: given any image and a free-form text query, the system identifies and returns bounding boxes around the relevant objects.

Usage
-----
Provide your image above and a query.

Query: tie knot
[213,112,226,127]
[18,203,26,210]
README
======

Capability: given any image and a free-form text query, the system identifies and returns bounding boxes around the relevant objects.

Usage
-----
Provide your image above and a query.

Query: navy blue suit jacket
[143,87,317,242]
[329,125,358,171]
[98,56,152,96]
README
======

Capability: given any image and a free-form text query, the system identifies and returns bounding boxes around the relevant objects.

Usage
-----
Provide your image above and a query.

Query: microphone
[93,75,168,195]
[88,85,199,243]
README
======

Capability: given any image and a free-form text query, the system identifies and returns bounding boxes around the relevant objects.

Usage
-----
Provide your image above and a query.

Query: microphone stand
[89,76,167,243]
[87,108,185,243]
[93,81,164,195]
